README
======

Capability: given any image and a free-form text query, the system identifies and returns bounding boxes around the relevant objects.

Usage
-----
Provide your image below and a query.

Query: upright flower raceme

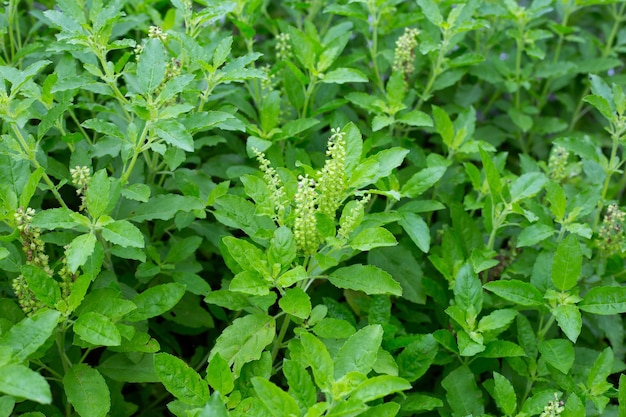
[254,149,288,223]
[539,393,564,417]
[294,175,321,255]
[316,127,347,218]
[70,165,91,211]
[275,33,292,61]
[548,146,570,181]
[256,128,350,255]
[12,207,50,315]
[598,203,626,255]
[393,27,420,78]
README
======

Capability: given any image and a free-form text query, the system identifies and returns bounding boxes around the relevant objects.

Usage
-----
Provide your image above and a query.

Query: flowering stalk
[12,207,50,315]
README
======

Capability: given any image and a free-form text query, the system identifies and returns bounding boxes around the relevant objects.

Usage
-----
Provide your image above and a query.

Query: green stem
[593,123,624,230]
[417,30,449,111]
[10,124,68,209]
[301,77,317,118]
[569,2,626,130]
[121,121,151,185]
[368,12,385,94]
[271,314,291,363]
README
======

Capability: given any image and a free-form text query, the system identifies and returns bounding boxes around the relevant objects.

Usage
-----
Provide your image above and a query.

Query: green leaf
[477,309,517,333]
[401,393,443,413]
[350,227,397,251]
[283,359,316,409]
[74,312,121,346]
[580,286,626,315]
[400,166,447,198]
[209,314,275,378]
[125,283,185,322]
[334,325,383,380]
[510,172,546,202]
[21,265,61,308]
[538,339,574,374]
[368,246,426,304]
[397,110,433,127]
[86,170,110,219]
[19,167,44,209]
[154,353,209,407]
[397,334,438,382]
[66,233,97,273]
[0,309,60,362]
[484,280,544,307]
[350,375,411,403]
[98,353,159,383]
[154,119,194,152]
[251,377,300,417]
[479,147,502,201]
[222,236,268,275]
[553,305,582,343]
[0,395,15,415]
[588,347,614,396]
[32,207,86,230]
[101,220,144,248]
[213,36,233,68]
[206,352,234,396]
[441,366,484,417]
[63,365,111,417]
[121,183,151,202]
[282,118,320,137]
[493,372,516,416]
[619,374,626,417]
[328,264,402,296]
[299,332,334,392]
[137,38,166,94]
[0,364,51,404]
[508,108,533,132]
[321,68,368,84]
[230,271,270,295]
[564,392,585,417]
[481,341,527,358]
[312,318,356,339]
[551,234,581,291]
[129,194,204,222]
[279,287,311,319]
[417,0,443,25]
[517,223,555,247]
[398,212,430,253]
[260,90,281,133]
[432,105,454,147]
[268,226,297,271]
[454,262,482,314]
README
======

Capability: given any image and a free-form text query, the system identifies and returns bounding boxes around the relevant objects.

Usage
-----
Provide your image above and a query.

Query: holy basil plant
[3,0,626,416]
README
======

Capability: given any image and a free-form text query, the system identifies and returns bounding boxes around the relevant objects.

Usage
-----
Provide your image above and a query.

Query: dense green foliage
[2,0,626,416]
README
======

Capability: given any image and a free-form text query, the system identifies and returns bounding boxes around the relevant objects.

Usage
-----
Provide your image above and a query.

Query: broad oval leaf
[63,364,110,417]
[328,264,402,296]
[551,234,581,291]
[209,314,275,378]
[154,352,209,407]
[350,227,397,251]
[0,364,51,404]
[101,220,144,248]
[538,339,574,374]
[74,312,121,346]
[483,280,544,307]
[334,325,383,380]
[125,283,185,322]
[0,309,60,362]
[580,286,626,315]
[251,377,300,417]
[137,38,166,94]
